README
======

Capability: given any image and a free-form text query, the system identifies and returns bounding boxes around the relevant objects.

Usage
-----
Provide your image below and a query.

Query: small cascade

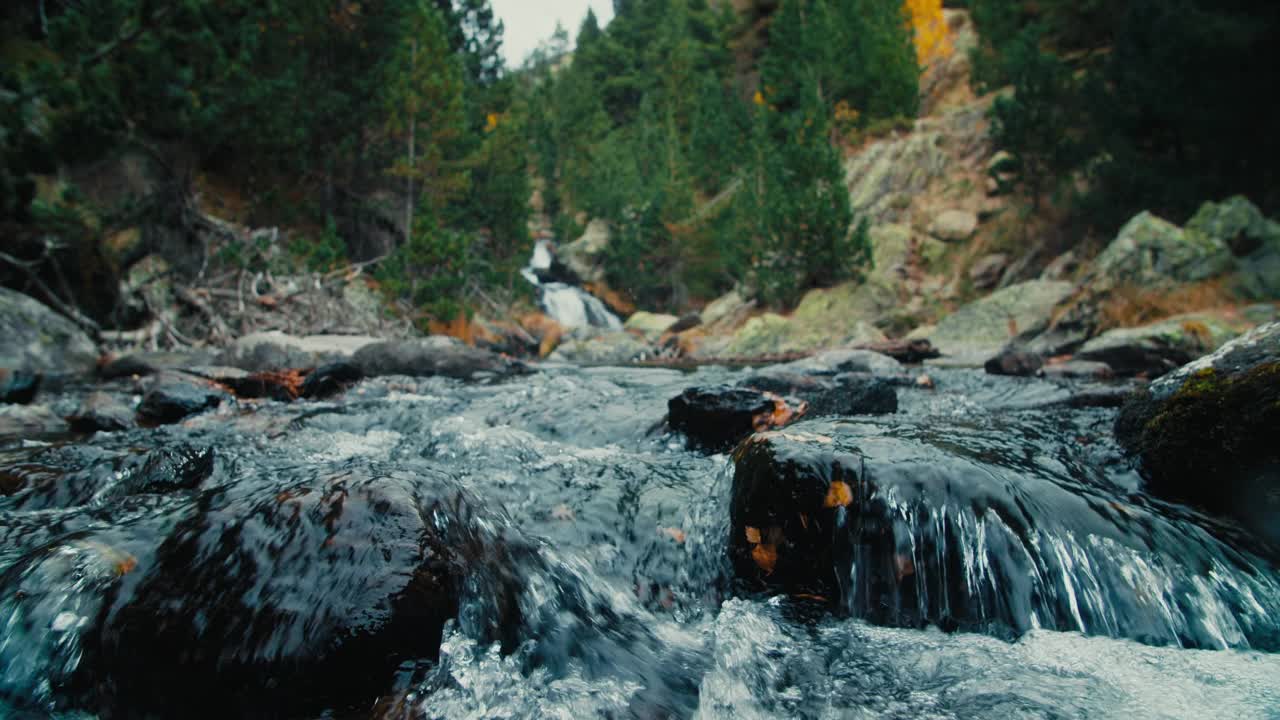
[522,240,622,331]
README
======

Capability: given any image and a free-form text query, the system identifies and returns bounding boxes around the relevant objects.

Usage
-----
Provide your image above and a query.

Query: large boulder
[1076,312,1248,377]
[0,287,98,377]
[353,336,520,379]
[624,311,679,340]
[929,280,1074,365]
[136,373,231,425]
[68,466,534,717]
[1185,196,1280,300]
[1086,211,1234,295]
[1115,322,1280,544]
[729,417,1280,648]
[218,332,379,372]
[558,219,611,285]
[929,209,979,242]
[547,331,651,365]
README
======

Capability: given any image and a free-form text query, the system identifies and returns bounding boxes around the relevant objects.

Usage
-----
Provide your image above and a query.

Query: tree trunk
[405,39,417,242]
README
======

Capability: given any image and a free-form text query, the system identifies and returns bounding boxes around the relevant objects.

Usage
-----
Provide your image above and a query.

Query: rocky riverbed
[1,321,1278,718]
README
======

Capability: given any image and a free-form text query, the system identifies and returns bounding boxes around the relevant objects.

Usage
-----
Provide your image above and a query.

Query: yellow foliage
[485,112,500,132]
[752,90,766,106]
[903,0,953,67]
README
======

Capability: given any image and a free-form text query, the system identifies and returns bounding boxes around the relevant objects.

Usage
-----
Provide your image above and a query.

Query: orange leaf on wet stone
[824,481,854,508]
[752,543,778,575]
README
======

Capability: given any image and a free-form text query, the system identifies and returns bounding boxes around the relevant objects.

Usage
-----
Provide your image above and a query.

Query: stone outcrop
[1076,312,1249,377]
[929,280,1074,366]
[0,287,99,377]
[1115,322,1280,544]
[558,219,611,285]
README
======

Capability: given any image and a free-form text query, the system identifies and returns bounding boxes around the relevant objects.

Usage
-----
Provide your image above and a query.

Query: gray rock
[1186,196,1280,300]
[559,219,611,285]
[1039,250,1079,281]
[218,332,380,372]
[67,392,135,433]
[930,209,979,242]
[0,369,41,404]
[1086,211,1234,294]
[929,280,1075,366]
[1040,360,1114,380]
[968,253,1009,290]
[138,373,231,425]
[1076,312,1247,378]
[100,351,219,379]
[984,349,1044,377]
[352,336,518,379]
[0,287,98,377]
[760,349,903,377]
[0,404,68,438]
[1146,321,1280,402]
[700,289,755,331]
[845,132,950,225]
[623,311,679,340]
[548,332,651,365]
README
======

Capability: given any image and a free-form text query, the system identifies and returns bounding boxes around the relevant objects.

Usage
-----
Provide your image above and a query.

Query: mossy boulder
[0,287,98,377]
[1186,196,1280,300]
[1115,322,1280,545]
[1088,211,1234,294]
[929,280,1074,366]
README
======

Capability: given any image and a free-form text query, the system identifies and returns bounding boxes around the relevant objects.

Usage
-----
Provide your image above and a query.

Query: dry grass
[1096,279,1240,331]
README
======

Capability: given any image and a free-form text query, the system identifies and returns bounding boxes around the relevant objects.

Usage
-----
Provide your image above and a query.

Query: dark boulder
[668,386,806,452]
[121,446,216,495]
[66,392,134,433]
[353,336,522,380]
[136,374,230,425]
[740,373,897,418]
[984,349,1044,377]
[78,465,532,718]
[0,369,41,404]
[1115,321,1280,544]
[302,361,365,398]
[729,417,1280,648]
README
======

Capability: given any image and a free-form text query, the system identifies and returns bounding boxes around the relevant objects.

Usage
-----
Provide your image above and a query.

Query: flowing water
[520,241,622,331]
[1,364,1278,718]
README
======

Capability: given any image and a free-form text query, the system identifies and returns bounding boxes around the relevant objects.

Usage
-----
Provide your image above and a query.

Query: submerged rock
[668,386,806,453]
[1115,322,1280,544]
[0,287,99,377]
[136,374,230,425]
[59,466,533,718]
[1077,312,1246,377]
[729,417,1280,648]
[741,374,898,418]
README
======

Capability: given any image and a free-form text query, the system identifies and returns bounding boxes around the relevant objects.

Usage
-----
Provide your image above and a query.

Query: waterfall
[522,240,622,331]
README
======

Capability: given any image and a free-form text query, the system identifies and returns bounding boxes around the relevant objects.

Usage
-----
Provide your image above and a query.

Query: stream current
[1,363,1278,718]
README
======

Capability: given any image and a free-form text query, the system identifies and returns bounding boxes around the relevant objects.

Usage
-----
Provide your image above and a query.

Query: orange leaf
[752,543,778,575]
[824,481,854,508]
[660,526,687,544]
[744,526,762,544]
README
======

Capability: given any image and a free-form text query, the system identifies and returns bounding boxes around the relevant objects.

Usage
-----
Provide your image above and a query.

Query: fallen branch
[0,249,103,336]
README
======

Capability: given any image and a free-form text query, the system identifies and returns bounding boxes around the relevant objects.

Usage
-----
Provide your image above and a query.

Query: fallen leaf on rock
[752,543,778,575]
[824,481,854,508]
[745,526,762,544]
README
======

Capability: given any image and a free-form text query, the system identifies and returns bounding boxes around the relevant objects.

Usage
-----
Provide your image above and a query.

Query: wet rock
[624,312,679,340]
[66,392,134,433]
[0,369,41,404]
[136,374,230,425]
[1077,312,1247,377]
[984,349,1044,377]
[668,386,806,453]
[99,350,218,379]
[1115,322,1280,544]
[0,287,99,377]
[729,417,1280,647]
[0,405,68,438]
[80,466,532,718]
[739,374,898,418]
[219,331,379,372]
[968,253,1009,290]
[301,361,365,398]
[1040,359,1114,380]
[761,349,904,377]
[353,336,521,379]
[220,369,307,401]
[929,280,1074,366]
[848,339,940,364]
[120,446,216,495]
[548,332,651,365]
[930,209,979,242]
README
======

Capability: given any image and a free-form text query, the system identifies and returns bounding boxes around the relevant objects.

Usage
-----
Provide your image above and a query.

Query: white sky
[491,0,615,67]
